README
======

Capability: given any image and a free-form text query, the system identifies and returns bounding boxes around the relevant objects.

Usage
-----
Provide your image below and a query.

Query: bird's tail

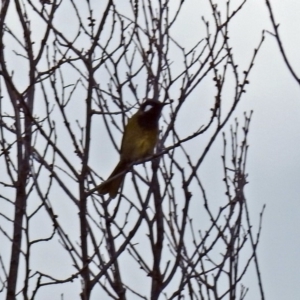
[98,160,130,198]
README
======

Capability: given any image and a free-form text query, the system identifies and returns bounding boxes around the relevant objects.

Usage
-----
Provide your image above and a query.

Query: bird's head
[138,99,170,129]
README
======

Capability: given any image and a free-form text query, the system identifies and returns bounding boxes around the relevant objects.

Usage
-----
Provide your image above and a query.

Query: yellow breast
[120,115,159,162]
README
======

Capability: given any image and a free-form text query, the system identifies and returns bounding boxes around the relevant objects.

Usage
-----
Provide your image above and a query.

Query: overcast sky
[157,1,300,297]
[175,1,300,299]
[226,1,300,299]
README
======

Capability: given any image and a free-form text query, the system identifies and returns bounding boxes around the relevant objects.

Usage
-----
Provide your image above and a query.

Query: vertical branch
[1,0,36,298]
[103,201,126,300]
[78,68,92,300]
[80,1,114,298]
[150,158,164,300]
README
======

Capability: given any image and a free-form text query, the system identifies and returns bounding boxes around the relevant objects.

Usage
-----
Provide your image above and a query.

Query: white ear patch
[144,104,153,112]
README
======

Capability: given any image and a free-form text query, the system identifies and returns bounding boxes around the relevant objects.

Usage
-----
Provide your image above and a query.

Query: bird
[98,99,169,198]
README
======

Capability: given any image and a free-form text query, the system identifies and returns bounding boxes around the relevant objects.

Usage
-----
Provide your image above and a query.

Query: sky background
[179,1,300,299]
[220,0,300,299]
[153,0,300,297]
[1,0,300,299]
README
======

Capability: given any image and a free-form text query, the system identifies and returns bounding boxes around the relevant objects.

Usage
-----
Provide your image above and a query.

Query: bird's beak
[162,100,173,106]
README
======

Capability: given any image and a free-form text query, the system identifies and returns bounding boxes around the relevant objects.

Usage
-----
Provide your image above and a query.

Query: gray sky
[167,1,300,297]
[227,1,300,299]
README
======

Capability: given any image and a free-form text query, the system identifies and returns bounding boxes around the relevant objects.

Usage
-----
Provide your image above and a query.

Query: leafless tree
[0,1,265,299]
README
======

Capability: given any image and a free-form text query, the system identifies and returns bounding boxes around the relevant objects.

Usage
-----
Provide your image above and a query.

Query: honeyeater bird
[98,99,169,198]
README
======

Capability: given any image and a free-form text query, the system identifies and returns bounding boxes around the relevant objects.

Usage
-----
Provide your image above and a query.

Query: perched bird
[98,99,169,198]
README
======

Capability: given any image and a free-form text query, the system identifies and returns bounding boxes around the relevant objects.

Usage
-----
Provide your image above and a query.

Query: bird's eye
[143,104,153,112]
